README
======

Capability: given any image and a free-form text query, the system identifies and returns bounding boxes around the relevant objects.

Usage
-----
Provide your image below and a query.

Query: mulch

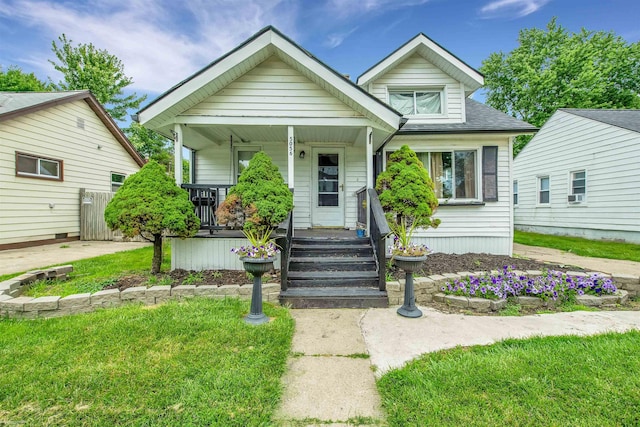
[106,252,584,292]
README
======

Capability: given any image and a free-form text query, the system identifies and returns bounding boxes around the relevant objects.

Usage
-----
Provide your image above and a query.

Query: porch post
[366,126,373,236]
[173,124,184,185]
[287,126,295,189]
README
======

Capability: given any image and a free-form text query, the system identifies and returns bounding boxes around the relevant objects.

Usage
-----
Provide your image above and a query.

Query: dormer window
[389,89,442,115]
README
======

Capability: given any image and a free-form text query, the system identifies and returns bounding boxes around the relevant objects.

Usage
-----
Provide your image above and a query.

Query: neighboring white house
[136,26,535,270]
[0,91,145,249]
[513,108,640,244]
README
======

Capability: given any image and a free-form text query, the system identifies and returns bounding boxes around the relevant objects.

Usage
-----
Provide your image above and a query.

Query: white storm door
[312,148,345,227]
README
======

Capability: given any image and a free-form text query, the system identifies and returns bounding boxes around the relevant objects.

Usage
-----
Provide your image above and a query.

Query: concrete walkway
[0,240,150,275]
[275,244,640,426]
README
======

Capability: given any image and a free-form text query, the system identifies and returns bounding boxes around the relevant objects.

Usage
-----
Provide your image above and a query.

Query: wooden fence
[79,189,144,241]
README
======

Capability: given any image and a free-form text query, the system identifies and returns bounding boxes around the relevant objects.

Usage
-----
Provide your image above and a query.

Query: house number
[288,137,294,156]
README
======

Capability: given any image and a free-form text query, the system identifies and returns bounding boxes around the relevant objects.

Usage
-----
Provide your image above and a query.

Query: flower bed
[441,266,618,302]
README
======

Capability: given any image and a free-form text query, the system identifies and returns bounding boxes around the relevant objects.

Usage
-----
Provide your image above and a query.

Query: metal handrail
[368,188,389,291]
[276,211,293,291]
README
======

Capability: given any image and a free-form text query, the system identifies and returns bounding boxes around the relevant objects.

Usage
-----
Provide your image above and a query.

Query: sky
[1,0,639,108]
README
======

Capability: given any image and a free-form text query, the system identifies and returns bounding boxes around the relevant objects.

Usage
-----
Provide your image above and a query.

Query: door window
[317,153,339,207]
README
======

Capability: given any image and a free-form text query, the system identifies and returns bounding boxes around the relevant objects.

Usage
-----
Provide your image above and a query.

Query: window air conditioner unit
[568,194,585,203]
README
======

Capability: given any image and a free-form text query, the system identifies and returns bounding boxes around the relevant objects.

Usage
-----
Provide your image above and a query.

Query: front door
[312,148,345,227]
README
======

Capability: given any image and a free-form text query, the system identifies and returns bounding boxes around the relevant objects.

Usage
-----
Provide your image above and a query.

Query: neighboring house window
[415,151,477,199]
[538,176,550,204]
[513,180,519,205]
[570,170,586,198]
[15,152,63,181]
[111,172,126,192]
[236,149,259,182]
[388,90,442,115]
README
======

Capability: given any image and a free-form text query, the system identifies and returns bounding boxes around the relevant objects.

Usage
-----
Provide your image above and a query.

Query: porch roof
[137,26,403,141]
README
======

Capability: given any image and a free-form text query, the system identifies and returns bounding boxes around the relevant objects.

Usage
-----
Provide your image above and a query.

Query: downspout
[373,117,409,181]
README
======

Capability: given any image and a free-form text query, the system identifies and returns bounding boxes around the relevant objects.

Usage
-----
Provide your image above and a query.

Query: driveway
[0,240,150,276]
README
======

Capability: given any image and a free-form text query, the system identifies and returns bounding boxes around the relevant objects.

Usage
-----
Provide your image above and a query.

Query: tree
[0,66,49,91]
[104,161,200,273]
[49,34,146,121]
[375,145,440,236]
[124,122,173,166]
[481,18,640,155]
[124,122,191,183]
[215,151,293,233]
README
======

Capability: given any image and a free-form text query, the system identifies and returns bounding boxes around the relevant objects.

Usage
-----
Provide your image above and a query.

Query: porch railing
[181,184,233,231]
[368,188,389,291]
[275,211,293,292]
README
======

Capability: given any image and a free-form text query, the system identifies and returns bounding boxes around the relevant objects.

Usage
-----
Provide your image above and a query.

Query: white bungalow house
[514,108,640,244]
[0,91,145,249]
[137,25,535,298]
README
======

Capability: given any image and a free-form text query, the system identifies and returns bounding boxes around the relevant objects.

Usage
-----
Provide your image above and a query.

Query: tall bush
[375,145,440,232]
[216,152,293,233]
[104,161,199,273]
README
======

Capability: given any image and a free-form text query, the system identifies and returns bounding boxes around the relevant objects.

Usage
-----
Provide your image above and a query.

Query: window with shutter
[482,146,498,202]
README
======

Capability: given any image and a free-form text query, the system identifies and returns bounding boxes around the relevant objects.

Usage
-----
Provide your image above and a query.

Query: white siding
[513,111,640,243]
[183,57,364,119]
[171,237,281,271]
[368,54,464,124]
[0,100,141,246]
[385,134,513,255]
[193,140,367,230]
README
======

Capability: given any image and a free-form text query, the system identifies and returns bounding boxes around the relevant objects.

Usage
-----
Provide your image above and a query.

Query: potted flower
[216,152,293,324]
[375,145,440,318]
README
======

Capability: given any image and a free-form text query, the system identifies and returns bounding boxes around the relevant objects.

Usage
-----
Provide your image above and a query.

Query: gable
[183,57,363,119]
[357,33,483,95]
[369,54,459,98]
[138,26,402,137]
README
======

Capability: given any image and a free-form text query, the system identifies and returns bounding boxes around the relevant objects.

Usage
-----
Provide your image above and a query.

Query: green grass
[515,230,640,262]
[1,245,171,297]
[0,298,294,426]
[378,332,640,426]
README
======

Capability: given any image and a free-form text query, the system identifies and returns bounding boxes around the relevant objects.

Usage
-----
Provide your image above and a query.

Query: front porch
[171,189,391,308]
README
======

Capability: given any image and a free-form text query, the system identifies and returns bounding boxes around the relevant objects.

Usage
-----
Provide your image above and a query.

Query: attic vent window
[77,117,85,129]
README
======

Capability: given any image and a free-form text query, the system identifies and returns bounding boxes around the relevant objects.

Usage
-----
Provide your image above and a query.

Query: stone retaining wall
[0,266,281,319]
[386,270,640,307]
[1,267,638,319]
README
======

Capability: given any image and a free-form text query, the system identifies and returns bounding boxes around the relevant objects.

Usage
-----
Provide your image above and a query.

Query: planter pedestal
[240,257,275,325]
[394,255,427,318]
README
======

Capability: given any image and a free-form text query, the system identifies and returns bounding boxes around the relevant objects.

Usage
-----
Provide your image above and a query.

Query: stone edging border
[0,266,280,319]
[433,290,630,313]
[1,267,638,319]
[385,270,640,311]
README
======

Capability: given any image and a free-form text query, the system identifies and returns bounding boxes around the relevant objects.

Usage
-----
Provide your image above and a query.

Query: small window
[237,150,259,182]
[513,180,519,205]
[16,152,62,181]
[389,90,442,115]
[570,170,586,196]
[111,172,126,192]
[538,176,550,204]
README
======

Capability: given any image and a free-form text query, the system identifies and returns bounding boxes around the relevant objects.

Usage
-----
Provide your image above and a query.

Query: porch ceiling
[184,124,363,150]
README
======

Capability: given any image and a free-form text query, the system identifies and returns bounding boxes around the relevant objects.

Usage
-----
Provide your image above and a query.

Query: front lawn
[7,245,172,297]
[378,331,640,426]
[515,230,640,262]
[0,298,294,426]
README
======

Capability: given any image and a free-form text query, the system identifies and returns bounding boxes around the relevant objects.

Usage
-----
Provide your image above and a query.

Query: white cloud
[327,0,430,19]
[479,0,550,19]
[324,27,358,48]
[0,0,298,93]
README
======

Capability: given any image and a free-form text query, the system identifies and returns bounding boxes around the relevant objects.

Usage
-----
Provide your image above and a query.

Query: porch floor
[191,228,358,239]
